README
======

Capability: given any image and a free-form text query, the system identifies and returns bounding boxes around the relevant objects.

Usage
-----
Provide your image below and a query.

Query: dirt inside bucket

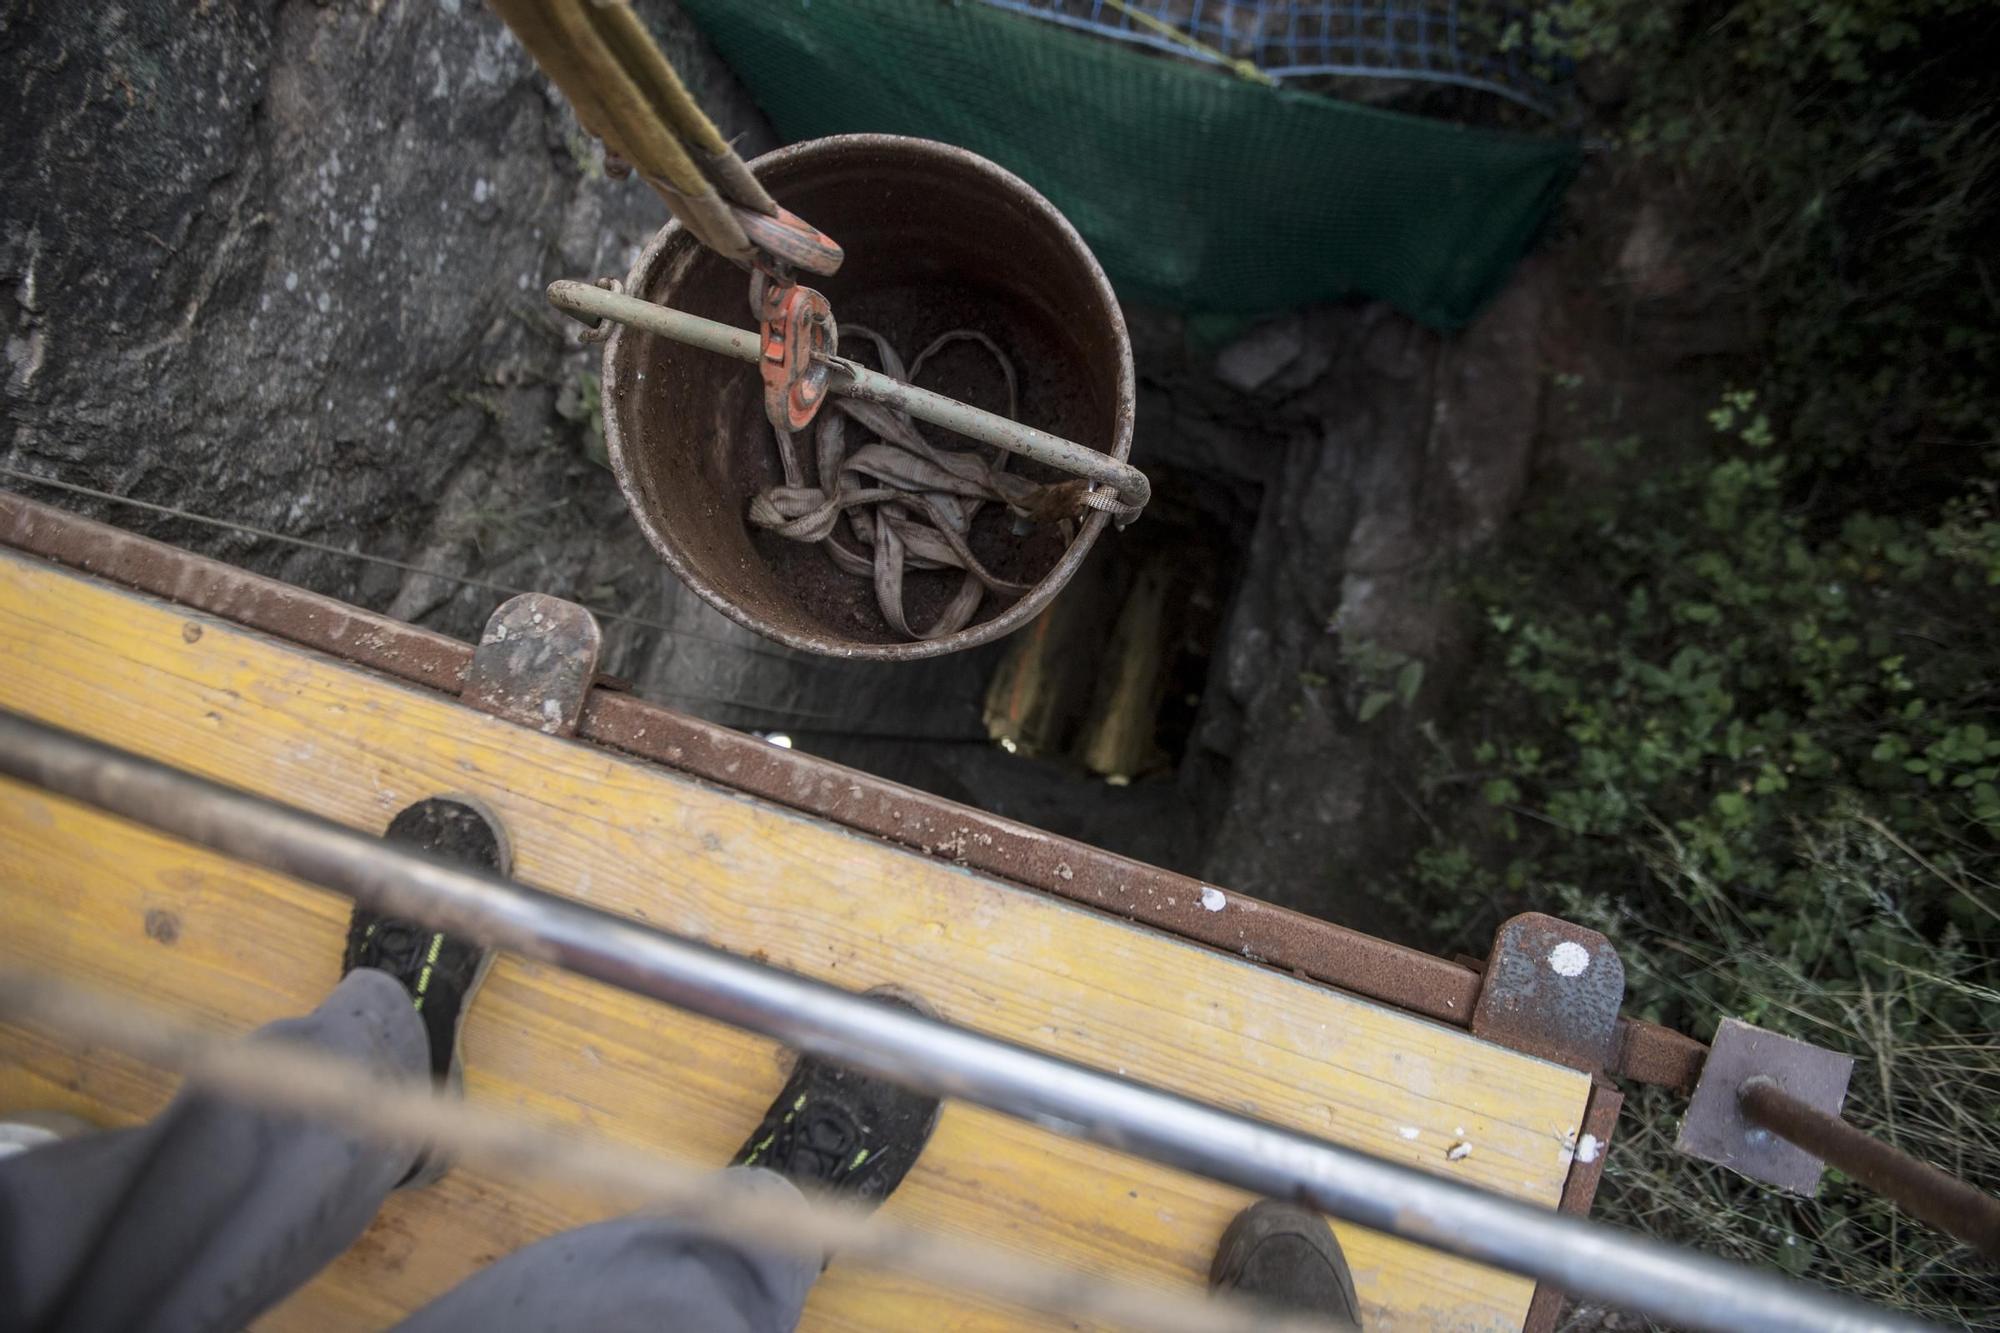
[734,278,1091,643]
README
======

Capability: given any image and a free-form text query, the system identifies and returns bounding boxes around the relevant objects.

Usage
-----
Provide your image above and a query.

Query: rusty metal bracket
[461,593,602,736]
[575,276,625,345]
[1472,913,1626,1074]
[1677,1017,1854,1196]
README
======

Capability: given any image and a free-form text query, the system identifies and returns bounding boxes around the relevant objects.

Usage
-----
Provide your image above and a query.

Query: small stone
[1214,315,1304,393]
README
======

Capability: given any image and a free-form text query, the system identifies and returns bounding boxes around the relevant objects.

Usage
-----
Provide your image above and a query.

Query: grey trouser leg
[389,1168,819,1333]
[0,967,427,1333]
[3,969,820,1333]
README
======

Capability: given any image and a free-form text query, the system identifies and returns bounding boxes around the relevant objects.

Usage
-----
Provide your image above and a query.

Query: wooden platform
[0,549,1591,1330]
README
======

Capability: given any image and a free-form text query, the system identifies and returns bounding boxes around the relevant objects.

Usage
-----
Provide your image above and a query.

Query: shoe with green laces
[341,797,507,1185]
[731,989,942,1207]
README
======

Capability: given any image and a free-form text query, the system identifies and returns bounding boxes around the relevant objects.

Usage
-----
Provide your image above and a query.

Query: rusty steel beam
[1613,1017,1709,1094]
[0,489,1483,1027]
[1523,1080,1626,1331]
[0,490,472,694]
[579,688,1485,1024]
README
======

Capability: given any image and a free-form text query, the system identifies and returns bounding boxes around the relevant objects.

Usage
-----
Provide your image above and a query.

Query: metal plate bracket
[1676,1017,1854,1195]
[1472,913,1625,1073]
[461,593,602,737]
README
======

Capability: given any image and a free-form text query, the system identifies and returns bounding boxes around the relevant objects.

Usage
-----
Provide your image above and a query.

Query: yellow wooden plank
[0,550,1589,1331]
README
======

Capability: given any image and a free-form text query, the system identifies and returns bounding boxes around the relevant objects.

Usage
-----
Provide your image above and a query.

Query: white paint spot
[540,698,561,724]
[1548,941,1591,977]
[1577,1133,1601,1164]
[1199,887,1227,912]
[763,732,793,749]
[472,178,493,204]
[1446,1141,1472,1162]
[1398,1126,1421,1141]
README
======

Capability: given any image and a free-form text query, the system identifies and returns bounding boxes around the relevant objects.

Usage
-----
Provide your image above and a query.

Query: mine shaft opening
[786,449,1263,880]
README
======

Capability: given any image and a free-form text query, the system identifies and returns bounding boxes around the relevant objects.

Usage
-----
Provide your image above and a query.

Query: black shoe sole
[384,793,510,1190]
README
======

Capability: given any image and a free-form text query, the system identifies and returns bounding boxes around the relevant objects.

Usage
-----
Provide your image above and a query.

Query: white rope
[0,968,1340,1333]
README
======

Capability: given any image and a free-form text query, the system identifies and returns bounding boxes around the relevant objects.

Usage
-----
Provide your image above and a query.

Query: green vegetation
[1340,639,1427,724]
[1391,2,2000,1323]
[555,368,609,469]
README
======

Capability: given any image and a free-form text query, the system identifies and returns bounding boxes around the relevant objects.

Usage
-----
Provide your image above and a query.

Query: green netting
[675,0,1578,329]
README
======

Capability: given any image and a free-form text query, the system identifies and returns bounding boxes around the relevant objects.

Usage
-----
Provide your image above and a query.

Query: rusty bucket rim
[602,132,1136,662]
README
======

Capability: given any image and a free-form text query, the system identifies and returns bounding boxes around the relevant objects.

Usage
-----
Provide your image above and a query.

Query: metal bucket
[602,134,1135,661]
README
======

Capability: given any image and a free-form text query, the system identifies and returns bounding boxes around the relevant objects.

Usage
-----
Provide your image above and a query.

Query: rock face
[2,0,1556,934]
[1190,270,1551,930]
[1,0,994,736]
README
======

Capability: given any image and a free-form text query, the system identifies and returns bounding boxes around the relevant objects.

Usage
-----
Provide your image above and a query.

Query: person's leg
[391,1169,816,1333]
[0,968,427,1333]
[390,990,944,1333]
[0,798,504,1333]
[1209,1199,1363,1330]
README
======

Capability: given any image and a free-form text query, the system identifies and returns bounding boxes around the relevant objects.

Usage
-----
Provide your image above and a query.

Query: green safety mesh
[675,0,1578,329]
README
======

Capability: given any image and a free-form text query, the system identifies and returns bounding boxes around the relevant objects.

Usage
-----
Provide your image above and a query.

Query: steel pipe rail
[0,710,1927,1333]
[545,280,1151,513]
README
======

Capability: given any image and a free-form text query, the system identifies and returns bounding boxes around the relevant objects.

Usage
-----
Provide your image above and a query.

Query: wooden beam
[0,550,1588,1330]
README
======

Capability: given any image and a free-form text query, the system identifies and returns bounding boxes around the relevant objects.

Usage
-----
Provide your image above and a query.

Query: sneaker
[731,989,942,1207]
[341,797,506,1089]
[1210,1199,1362,1329]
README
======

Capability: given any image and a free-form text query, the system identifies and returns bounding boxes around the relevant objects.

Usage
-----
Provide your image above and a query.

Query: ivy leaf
[1396,659,1426,706]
